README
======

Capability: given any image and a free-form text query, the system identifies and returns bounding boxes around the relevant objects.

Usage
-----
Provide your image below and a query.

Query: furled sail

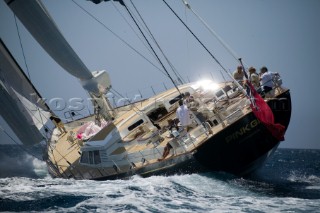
[0,39,49,145]
[4,0,93,80]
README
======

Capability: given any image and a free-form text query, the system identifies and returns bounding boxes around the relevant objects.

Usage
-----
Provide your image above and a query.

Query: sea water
[0,146,319,213]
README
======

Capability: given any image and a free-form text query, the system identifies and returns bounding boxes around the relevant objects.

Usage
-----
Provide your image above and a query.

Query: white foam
[1,174,319,212]
[288,171,320,184]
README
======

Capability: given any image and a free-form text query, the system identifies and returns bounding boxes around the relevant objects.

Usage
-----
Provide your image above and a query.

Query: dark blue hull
[193,90,291,175]
[92,90,292,180]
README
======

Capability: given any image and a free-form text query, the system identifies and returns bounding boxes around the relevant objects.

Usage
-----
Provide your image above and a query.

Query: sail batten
[5,0,93,80]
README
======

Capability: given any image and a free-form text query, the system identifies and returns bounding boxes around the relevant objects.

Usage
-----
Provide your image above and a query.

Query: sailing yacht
[0,0,291,180]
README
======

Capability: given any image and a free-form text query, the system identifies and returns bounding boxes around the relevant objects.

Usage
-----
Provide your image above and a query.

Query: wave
[0,174,319,212]
[0,147,320,212]
[0,145,48,179]
[288,171,320,184]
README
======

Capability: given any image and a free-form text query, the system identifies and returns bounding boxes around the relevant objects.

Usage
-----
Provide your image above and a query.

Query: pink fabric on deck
[76,121,109,140]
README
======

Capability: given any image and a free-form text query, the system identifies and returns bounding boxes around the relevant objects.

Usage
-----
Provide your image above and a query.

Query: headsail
[0,39,49,145]
[11,89,51,130]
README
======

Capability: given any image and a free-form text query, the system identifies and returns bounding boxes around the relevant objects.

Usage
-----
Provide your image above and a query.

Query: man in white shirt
[260,66,279,97]
[176,99,192,131]
[260,67,272,90]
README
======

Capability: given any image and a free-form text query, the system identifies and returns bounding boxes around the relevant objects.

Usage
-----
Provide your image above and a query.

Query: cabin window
[222,85,232,93]
[169,94,183,105]
[80,151,101,165]
[94,151,101,164]
[147,106,168,121]
[212,119,219,126]
[80,151,89,164]
[128,119,144,131]
[215,90,225,98]
[89,151,94,164]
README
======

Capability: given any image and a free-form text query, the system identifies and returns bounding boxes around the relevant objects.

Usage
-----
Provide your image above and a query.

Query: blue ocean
[0,145,319,212]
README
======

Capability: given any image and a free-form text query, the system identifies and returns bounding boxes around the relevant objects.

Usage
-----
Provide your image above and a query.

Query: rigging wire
[71,0,167,76]
[116,1,184,85]
[162,0,227,72]
[111,88,131,104]
[220,70,227,82]
[110,87,152,125]
[110,88,144,114]
[183,3,191,81]
[14,15,52,141]
[14,15,32,80]
[121,1,181,95]
[162,0,246,94]
[128,0,185,85]
[114,0,183,84]
[111,1,159,63]
[181,0,248,68]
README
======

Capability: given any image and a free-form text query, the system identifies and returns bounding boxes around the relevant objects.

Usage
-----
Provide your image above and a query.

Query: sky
[0,0,319,149]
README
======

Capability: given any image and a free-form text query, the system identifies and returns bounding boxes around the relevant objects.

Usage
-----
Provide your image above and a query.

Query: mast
[5,0,115,122]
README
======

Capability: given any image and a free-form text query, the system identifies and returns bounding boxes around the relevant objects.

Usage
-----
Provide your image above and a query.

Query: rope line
[163,0,227,72]
[128,0,185,84]
[13,15,32,80]
[111,1,159,64]
[121,1,181,95]
[71,0,167,76]
[182,0,241,63]
[14,15,52,141]
[163,0,246,95]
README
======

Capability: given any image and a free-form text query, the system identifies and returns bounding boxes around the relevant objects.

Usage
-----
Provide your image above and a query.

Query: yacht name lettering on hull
[225,119,260,144]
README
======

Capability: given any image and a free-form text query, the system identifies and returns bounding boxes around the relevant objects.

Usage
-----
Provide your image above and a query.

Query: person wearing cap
[233,65,244,84]
[248,66,260,89]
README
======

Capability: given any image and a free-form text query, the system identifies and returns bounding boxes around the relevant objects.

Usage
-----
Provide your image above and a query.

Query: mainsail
[4,0,116,121]
[0,39,50,145]
[4,0,93,80]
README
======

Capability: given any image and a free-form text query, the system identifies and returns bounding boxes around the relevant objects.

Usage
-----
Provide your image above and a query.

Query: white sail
[0,39,49,145]
[0,84,45,145]
[5,0,93,80]
[5,0,116,121]
[12,89,51,130]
